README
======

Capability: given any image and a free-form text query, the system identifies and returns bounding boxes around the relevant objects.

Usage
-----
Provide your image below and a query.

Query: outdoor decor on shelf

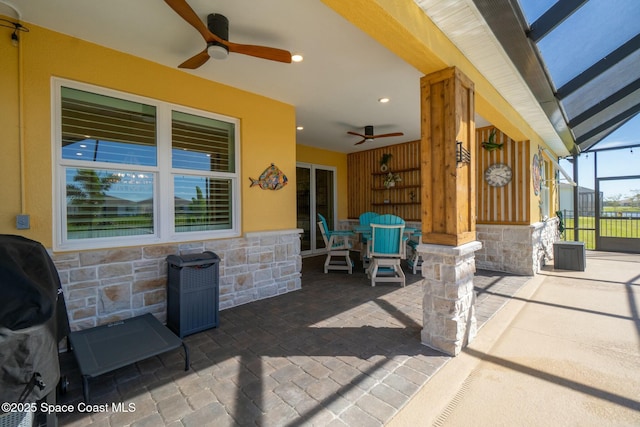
[383,172,402,188]
[249,163,288,190]
[380,153,393,172]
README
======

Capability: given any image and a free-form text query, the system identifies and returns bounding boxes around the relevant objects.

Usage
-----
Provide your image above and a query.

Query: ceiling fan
[348,125,404,145]
[164,0,292,69]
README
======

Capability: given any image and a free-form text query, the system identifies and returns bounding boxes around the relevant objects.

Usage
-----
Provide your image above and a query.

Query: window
[54,79,240,250]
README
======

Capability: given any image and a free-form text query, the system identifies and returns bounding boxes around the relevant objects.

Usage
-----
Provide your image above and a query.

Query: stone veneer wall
[419,241,482,356]
[341,219,559,276]
[475,219,559,275]
[52,230,302,331]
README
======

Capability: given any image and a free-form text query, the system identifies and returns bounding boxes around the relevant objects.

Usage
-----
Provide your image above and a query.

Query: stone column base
[418,241,482,356]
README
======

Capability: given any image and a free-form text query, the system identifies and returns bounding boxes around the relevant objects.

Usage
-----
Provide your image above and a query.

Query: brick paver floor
[56,255,530,426]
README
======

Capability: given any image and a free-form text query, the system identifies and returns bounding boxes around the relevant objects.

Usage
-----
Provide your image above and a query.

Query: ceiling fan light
[207,44,229,60]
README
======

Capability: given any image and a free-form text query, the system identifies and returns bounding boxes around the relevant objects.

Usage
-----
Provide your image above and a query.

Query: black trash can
[166,252,220,338]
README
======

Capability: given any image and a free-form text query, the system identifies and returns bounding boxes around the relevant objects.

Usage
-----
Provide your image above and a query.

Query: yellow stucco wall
[0,21,297,247]
[322,0,548,149]
[296,144,349,220]
[0,22,21,234]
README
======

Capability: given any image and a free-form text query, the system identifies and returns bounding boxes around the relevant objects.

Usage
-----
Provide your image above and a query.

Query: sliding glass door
[296,163,337,255]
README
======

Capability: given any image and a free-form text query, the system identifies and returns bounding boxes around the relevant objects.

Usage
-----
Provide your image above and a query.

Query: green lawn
[563,214,639,250]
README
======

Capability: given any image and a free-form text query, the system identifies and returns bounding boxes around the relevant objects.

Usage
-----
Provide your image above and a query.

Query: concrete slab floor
[390,251,640,427]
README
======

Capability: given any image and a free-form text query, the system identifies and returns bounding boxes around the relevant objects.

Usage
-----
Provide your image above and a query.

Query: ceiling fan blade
[178,48,210,69]
[226,41,292,63]
[164,0,218,43]
[347,131,366,138]
[348,127,403,144]
[165,0,291,64]
[372,132,404,139]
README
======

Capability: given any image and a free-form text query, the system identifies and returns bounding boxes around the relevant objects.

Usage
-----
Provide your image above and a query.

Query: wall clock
[484,163,512,187]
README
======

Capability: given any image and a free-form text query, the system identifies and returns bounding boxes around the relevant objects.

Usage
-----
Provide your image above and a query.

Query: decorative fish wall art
[249,163,288,190]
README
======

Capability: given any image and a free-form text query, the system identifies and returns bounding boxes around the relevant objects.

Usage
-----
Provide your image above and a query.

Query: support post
[573,154,579,241]
[420,67,476,246]
[419,67,481,356]
[419,241,482,356]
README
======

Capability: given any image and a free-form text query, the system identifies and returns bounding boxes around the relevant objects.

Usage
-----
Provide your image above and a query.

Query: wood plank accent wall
[346,130,530,226]
[476,126,530,224]
[420,67,476,246]
[347,141,421,220]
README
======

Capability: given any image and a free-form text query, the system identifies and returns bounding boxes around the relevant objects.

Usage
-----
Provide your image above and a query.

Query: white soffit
[414,0,569,156]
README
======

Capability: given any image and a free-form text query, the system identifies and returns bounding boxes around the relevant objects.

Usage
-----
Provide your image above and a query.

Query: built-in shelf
[372,202,420,206]
[372,184,421,191]
[371,167,420,176]
[370,167,421,219]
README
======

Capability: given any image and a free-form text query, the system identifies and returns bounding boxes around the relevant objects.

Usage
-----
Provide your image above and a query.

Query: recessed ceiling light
[79,144,87,148]
[292,54,303,63]
[296,126,304,130]
[378,97,390,103]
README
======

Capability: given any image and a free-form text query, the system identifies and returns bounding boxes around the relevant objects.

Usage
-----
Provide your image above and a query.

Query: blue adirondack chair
[406,231,423,274]
[357,211,379,267]
[317,213,354,274]
[366,214,406,287]
[358,212,379,230]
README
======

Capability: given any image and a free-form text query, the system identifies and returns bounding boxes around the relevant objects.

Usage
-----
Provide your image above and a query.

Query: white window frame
[51,78,241,251]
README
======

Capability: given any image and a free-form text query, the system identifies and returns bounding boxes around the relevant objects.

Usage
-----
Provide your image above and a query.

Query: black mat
[69,313,189,402]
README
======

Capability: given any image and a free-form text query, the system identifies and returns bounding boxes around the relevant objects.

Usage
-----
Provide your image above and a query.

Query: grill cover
[0,235,69,403]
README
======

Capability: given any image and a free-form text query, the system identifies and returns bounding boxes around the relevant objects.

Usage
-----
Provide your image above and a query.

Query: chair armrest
[329,230,355,237]
[328,230,354,249]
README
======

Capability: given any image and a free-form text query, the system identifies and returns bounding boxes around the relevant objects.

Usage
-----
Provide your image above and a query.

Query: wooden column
[420,67,476,246]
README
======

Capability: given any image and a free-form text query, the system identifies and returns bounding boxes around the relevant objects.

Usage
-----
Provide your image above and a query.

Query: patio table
[353,225,417,239]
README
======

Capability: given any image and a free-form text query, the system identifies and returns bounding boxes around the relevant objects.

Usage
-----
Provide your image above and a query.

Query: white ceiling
[4,0,556,155]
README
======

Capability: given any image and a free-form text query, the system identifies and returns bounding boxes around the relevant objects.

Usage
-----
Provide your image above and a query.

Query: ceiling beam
[576,105,640,145]
[527,0,588,42]
[556,34,640,99]
[569,78,640,127]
